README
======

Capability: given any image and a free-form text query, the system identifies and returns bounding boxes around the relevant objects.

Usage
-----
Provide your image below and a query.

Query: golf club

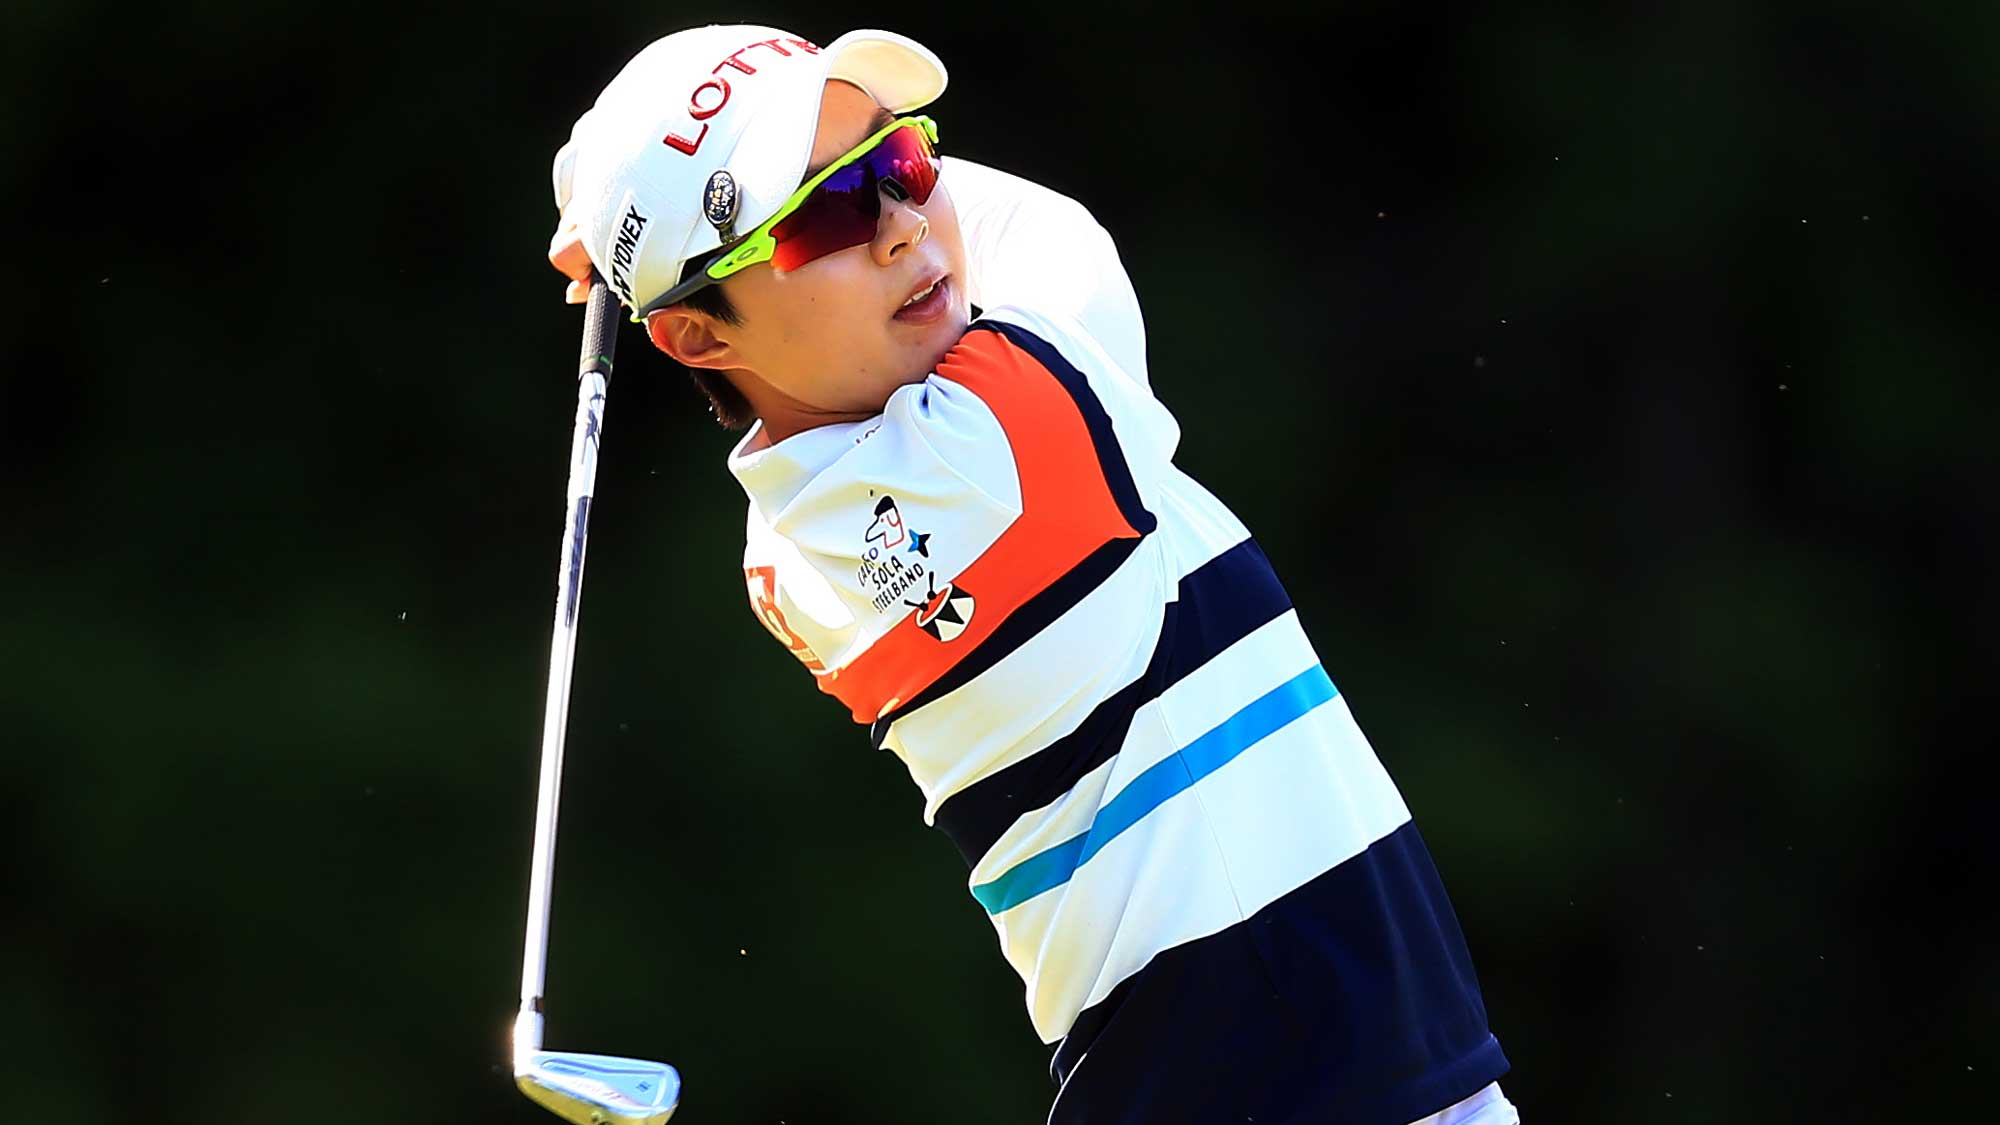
[513,276,682,1124]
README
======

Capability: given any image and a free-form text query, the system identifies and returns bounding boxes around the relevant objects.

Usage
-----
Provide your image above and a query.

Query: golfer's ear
[647,307,731,371]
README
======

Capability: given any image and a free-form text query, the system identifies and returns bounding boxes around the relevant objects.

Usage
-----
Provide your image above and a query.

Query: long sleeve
[727,159,1181,723]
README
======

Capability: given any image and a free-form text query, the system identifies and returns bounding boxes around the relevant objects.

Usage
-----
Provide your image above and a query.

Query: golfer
[546,24,1519,1125]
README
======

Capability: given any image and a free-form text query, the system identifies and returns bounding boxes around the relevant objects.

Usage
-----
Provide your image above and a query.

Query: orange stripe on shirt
[821,327,1141,723]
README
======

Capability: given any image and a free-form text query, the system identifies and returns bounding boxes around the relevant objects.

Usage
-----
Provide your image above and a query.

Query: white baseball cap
[552,25,948,316]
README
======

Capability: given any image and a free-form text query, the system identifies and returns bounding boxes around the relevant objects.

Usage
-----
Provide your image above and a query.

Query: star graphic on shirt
[907,531,931,557]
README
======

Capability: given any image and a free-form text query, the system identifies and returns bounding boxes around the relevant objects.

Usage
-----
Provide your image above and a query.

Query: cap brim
[824,29,949,113]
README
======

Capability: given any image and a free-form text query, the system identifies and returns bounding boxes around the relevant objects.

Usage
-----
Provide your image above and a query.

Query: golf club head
[516,1050,681,1125]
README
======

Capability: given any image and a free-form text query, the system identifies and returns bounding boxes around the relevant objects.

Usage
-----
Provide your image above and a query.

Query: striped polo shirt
[728,159,1508,1124]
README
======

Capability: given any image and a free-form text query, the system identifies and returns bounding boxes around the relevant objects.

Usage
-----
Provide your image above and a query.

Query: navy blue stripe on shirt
[931,537,1292,867]
[872,536,1141,747]
[1047,820,1509,1125]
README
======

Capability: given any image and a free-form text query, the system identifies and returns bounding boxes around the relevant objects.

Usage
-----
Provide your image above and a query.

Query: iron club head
[516,1050,681,1125]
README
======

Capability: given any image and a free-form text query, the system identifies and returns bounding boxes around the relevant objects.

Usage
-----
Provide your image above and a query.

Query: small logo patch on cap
[703,170,739,241]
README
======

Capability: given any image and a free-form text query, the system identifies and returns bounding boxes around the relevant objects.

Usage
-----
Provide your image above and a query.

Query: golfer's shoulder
[925,306,1177,473]
[949,158,1106,244]
[947,158,1147,381]
[833,314,1150,522]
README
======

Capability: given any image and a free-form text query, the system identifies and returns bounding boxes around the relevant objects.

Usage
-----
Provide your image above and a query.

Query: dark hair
[669,247,755,430]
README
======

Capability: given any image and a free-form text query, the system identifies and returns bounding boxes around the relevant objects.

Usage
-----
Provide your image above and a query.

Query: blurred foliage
[2,1,1994,1123]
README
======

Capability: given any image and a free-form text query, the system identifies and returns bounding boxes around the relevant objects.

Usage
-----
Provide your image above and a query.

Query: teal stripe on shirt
[971,664,1339,915]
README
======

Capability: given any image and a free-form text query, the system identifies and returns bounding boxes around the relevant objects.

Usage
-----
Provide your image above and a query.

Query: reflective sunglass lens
[872,128,937,204]
[766,123,941,273]
[770,162,881,272]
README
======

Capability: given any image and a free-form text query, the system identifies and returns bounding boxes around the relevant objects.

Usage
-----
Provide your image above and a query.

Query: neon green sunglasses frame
[635,115,940,319]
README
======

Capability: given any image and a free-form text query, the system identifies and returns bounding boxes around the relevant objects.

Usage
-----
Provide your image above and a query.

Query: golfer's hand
[548,216,593,305]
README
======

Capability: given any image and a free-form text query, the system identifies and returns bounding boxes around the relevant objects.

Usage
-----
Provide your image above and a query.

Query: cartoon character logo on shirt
[864,495,931,556]
[857,494,935,614]
[907,571,975,642]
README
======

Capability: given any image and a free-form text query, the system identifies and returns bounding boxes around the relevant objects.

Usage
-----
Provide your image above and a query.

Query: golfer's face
[711,80,971,419]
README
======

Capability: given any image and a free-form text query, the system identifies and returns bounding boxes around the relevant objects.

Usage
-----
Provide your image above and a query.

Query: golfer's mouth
[893,273,951,324]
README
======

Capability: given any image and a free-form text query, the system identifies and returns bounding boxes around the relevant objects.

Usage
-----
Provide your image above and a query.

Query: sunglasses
[637,115,941,318]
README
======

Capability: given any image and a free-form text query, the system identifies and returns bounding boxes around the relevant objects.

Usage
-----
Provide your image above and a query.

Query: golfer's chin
[890,298,972,390]
[814,304,973,422]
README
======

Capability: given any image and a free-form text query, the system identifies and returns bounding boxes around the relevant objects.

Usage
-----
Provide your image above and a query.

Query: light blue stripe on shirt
[972,664,1339,915]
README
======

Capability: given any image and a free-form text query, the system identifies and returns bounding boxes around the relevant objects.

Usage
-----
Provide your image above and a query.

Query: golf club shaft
[517,276,620,1059]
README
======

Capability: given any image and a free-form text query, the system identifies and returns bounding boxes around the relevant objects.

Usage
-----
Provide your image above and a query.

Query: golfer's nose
[873,190,929,266]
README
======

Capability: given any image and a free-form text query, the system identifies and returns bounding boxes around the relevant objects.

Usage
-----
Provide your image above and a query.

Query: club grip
[578,270,619,379]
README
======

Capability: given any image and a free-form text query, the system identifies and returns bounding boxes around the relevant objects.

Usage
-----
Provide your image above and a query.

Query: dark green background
[5,2,1994,1122]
